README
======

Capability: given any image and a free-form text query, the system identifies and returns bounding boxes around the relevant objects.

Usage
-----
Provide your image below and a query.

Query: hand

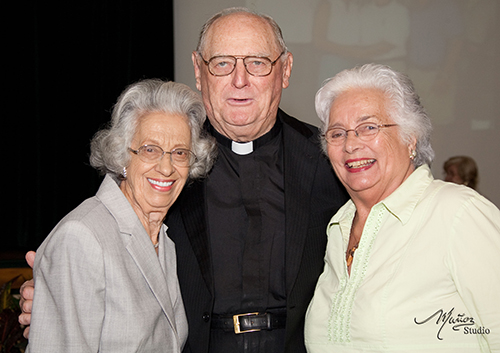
[18,251,36,339]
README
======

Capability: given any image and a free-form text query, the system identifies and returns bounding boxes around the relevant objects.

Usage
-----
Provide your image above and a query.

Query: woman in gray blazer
[26,79,216,352]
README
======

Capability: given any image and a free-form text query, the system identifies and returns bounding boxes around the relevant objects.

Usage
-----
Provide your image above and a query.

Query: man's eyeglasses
[198,51,285,77]
[323,122,398,146]
[129,145,197,167]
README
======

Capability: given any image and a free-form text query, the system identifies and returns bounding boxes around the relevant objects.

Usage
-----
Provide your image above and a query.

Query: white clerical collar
[231,141,254,155]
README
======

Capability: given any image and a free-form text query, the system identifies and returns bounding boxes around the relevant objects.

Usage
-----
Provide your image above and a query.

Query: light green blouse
[305,165,500,352]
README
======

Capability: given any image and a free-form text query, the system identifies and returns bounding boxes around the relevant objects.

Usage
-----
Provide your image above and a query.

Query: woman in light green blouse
[305,63,500,353]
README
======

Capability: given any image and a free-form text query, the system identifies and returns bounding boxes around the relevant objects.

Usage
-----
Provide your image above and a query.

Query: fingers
[19,311,32,326]
[19,252,36,340]
[22,325,30,340]
[19,295,33,339]
[19,295,33,314]
[25,251,36,268]
[19,279,35,303]
[19,278,34,330]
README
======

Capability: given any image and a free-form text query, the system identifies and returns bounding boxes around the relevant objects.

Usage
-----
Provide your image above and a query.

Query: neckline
[207,117,282,154]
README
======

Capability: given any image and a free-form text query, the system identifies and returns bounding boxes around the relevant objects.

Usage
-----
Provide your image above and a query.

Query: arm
[27,221,106,352]
[448,195,500,351]
[19,251,36,339]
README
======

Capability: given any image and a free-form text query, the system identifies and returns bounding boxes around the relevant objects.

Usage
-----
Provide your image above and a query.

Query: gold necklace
[346,242,359,267]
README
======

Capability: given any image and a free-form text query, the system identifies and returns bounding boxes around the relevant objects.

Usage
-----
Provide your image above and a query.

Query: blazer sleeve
[27,220,106,353]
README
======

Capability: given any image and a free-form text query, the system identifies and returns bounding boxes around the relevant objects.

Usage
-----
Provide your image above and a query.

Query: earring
[410,150,417,160]
[122,167,127,178]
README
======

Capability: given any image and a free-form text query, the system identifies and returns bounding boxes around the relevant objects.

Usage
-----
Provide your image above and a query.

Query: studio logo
[414,307,490,340]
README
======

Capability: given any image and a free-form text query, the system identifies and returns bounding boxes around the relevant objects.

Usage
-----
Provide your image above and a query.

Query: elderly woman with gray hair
[26,79,216,352]
[304,64,500,352]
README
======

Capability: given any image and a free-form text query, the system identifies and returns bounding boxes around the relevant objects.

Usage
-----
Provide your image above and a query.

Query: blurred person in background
[443,155,478,190]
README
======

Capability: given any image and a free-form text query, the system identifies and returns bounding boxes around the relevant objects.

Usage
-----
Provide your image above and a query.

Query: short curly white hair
[90,79,217,180]
[316,64,434,167]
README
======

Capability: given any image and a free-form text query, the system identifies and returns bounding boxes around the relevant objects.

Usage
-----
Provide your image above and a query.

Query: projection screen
[175,0,500,207]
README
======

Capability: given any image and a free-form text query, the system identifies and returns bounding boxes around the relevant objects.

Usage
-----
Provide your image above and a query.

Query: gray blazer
[27,174,188,353]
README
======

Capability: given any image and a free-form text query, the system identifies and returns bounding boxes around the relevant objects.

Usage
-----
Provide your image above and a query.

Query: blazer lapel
[97,175,181,342]
[179,180,213,293]
[125,228,178,325]
[280,112,321,292]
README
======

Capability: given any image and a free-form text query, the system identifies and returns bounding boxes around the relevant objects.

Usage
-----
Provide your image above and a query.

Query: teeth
[346,159,375,168]
[148,179,173,187]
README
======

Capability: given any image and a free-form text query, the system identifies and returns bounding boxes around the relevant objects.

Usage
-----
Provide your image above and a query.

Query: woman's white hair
[315,63,434,167]
[90,79,216,180]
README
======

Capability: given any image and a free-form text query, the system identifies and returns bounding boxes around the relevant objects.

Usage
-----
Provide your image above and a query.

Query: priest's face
[192,12,293,142]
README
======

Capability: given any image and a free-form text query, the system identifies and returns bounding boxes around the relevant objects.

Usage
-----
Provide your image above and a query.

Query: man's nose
[231,60,250,88]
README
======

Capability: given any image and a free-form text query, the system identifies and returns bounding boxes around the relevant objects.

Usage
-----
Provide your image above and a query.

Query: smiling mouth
[346,159,376,169]
[148,178,173,187]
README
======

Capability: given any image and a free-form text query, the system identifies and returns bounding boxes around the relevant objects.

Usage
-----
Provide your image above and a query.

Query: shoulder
[279,109,319,140]
[278,109,349,207]
[279,108,327,161]
[33,198,111,283]
[427,179,490,209]
[62,196,115,233]
[424,179,500,230]
[37,196,116,255]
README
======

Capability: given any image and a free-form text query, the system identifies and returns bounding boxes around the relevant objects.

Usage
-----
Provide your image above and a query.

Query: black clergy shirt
[206,119,287,351]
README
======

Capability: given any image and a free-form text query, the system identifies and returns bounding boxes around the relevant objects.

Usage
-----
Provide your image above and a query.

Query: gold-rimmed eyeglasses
[324,122,398,146]
[129,145,197,167]
[198,51,285,77]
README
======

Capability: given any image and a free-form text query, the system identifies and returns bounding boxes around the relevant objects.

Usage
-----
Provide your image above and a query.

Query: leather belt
[211,311,287,334]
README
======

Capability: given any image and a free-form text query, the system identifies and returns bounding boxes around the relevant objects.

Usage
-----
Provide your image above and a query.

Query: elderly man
[20,7,347,353]
[166,8,347,352]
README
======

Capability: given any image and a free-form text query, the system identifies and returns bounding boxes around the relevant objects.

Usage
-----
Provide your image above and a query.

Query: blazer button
[202,312,211,322]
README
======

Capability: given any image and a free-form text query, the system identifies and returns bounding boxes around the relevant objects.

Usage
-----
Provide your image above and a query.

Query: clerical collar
[231,141,253,155]
[206,118,282,155]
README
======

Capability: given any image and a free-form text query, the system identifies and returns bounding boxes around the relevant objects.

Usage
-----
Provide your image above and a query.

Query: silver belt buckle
[233,312,261,334]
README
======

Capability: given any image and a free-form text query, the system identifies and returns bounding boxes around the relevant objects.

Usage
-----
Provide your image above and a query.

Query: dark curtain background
[4,1,175,262]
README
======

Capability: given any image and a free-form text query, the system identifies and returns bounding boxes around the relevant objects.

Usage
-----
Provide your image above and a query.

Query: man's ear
[282,51,293,89]
[192,51,202,92]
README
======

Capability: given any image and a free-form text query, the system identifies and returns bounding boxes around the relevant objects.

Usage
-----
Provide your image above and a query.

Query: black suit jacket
[166,110,348,353]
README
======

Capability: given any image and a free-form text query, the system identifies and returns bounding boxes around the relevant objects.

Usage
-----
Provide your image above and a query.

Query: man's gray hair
[315,63,434,167]
[196,7,288,56]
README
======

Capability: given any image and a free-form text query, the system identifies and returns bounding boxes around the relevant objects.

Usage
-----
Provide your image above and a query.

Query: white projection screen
[174,0,500,207]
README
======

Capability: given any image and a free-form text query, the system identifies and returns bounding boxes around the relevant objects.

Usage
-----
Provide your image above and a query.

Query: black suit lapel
[179,180,213,292]
[280,111,321,292]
